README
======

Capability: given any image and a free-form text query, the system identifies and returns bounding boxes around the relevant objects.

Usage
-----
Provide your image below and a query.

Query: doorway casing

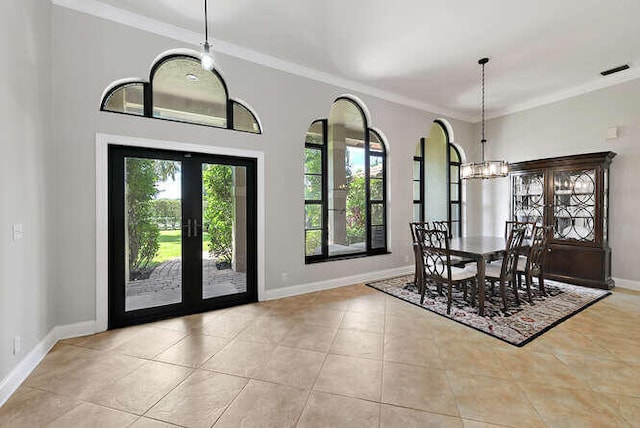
[96,133,266,332]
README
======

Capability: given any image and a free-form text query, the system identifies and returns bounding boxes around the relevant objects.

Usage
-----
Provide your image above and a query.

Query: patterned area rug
[366,274,611,347]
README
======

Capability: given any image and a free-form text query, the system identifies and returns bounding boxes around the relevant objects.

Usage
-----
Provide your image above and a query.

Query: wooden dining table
[448,236,509,316]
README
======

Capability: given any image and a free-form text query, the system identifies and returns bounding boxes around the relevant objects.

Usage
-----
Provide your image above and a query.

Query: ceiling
[86,0,640,121]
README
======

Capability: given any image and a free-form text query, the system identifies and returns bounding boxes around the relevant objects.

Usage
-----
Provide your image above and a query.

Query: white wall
[50,7,475,326]
[0,0,53,380]
[475,79,640,281]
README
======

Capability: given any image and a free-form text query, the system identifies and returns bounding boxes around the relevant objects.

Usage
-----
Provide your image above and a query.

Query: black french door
[109,145,257,328]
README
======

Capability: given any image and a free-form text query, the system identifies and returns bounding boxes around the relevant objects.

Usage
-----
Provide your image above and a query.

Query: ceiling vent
[600,64,630,76]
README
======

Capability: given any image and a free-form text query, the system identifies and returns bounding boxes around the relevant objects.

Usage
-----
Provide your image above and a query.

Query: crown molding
[52,0,472,122]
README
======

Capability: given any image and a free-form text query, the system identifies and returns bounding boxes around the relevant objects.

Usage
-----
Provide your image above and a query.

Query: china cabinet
[509,152,615,289]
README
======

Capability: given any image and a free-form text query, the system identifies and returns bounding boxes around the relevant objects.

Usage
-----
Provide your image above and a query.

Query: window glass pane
[413,160,421,180]
[451,205,460,222]
[232,101,260,133]
[201,164,247,299]
[450,165,460,183]
[413,204,421,222]
[152,57,227,127]
[450,183,459,201]
[104,83,144,116]
[328,99,366,256]
[369,130,384,152]
[306,121,324,145]
[304,148,322,175]
[371,225,386,249]
[451,221,460,238]
[413,181,421,200]
[371,178,384,201]
[304,175,322,200]
[450,146,460,163]
[371,203,384,226]
[124,158,182,311]
[370,155,384,179]
[305,204,322,229]
[305,230,322,256]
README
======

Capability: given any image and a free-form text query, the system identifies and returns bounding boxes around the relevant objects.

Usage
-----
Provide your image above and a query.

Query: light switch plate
[12,224,23,241]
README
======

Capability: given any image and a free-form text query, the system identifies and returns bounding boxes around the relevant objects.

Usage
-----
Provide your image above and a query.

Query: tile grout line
[293,309,343,426]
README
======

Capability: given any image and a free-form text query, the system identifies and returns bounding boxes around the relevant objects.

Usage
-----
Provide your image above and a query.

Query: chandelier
[461,58,509,179]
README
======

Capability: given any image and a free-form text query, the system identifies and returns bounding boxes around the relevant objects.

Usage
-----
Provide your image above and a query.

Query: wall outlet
[13,336,21,355]
[281,272,288,283]
[12,224,23,241]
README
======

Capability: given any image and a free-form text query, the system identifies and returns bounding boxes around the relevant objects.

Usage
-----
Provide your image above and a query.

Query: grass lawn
[153,229,212,263]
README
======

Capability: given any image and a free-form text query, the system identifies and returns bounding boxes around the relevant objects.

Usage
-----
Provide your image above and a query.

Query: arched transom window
[304,97,388,263]
[101,53,261,134]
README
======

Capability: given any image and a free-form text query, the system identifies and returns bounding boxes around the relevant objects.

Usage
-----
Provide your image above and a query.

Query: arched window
[413,121,462,237]
[304,97,388,262]
[101,53,261,134]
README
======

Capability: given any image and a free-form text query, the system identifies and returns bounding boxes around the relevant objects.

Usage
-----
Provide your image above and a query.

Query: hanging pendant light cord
[480,58,487,163]
[204,0,209,44]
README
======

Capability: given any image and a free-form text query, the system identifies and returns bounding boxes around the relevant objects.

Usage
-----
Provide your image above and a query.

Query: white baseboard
[0,320,97,407]
[263,265,413,301]
[613,277,640,292]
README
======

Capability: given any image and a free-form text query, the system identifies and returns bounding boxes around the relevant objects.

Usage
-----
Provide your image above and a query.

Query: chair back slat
[505,220,535,241]
[527,225,553,271]
[501,225,526,280]
[410,221,430,243]
[433,220,452,239]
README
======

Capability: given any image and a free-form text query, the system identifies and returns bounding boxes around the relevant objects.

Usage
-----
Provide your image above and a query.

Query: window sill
[305,250,391,265]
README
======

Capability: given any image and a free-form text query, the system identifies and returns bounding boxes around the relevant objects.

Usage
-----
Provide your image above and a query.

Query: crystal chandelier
[461,58,509,179]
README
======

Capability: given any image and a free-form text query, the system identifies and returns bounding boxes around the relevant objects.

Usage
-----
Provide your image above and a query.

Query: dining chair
[416,227,477,314]
[409,222,430,292]
[517,225,553,303]
[432,220,474,266]
[484,225,527,312]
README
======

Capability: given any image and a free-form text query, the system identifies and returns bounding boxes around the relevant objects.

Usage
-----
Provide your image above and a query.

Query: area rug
[366,274,611,347]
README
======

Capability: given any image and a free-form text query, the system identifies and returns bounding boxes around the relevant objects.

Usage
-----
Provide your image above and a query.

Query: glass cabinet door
[512,172,545,226]
[552,169,596,243]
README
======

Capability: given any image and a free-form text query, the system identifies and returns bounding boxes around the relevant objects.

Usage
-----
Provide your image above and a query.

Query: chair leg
[538,273,546,297]
[463,281,468,301]
[420,281,426,305]
[500,279,508,312]
[525,273,533,304]
[470,279,477,307]
[447,282,453,314]
[517,272,522,289]
[510,273,520,305]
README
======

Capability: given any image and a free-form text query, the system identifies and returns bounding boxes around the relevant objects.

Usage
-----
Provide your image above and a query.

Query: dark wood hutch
[509,151,615,290]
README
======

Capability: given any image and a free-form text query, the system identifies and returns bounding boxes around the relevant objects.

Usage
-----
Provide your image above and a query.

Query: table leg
[477,255,486,316]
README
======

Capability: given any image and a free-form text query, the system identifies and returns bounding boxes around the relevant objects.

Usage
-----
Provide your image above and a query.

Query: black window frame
[100,54,261,134]
[415,120,463,237]
[304,97,389,264]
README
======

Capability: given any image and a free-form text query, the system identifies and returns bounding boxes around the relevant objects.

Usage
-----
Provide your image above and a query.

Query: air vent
[600,64,630,76]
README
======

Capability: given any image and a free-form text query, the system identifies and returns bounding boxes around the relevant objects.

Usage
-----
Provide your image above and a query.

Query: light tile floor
[1,284,640,427]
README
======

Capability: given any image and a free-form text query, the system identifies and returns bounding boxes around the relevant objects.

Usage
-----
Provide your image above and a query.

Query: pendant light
[201,0,214,71]
[461,58,509,179]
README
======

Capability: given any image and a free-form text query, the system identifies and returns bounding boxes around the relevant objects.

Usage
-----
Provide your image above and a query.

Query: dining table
[448,236,510,316]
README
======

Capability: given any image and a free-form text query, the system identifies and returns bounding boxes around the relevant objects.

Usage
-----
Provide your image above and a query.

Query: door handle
[182,219,192,238]
[193,219,199,238]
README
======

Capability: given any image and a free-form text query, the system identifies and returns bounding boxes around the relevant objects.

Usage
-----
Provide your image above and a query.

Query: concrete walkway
[125,258,246,311]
